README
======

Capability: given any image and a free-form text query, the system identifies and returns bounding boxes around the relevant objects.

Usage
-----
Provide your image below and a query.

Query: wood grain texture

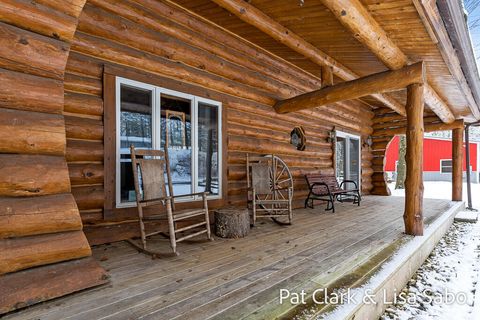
[403,84,424,236]
[0,194,81,239]
[0,155,71,197]
[0,231,91,274]
[452,126,464,201]
[0,257,107,314]
[275,62,425,114]
[0,108,66,155]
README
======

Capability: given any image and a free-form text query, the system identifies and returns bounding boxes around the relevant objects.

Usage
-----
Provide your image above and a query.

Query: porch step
[454,210,479,223]
[302,201,464,320]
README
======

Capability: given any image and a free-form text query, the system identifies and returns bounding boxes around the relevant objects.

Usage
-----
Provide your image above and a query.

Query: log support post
[452,125,464,201]
[404,84,424,236]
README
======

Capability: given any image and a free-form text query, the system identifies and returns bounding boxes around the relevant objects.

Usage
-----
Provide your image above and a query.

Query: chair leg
[288,188,293,224]
[138,207,147,250]
[252,189,257,226]
[166,199,178,255]
[203,193,212,240]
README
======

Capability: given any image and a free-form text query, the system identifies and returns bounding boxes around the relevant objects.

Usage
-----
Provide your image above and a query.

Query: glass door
[335,131,361,190]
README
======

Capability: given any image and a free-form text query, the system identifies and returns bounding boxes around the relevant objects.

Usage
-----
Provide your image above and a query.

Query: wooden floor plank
[4,197,450,320]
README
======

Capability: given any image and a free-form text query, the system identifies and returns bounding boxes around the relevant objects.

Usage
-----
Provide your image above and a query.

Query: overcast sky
[464,0,480,61]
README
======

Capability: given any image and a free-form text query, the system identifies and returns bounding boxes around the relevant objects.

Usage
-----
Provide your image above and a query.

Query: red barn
[385,136,479,183]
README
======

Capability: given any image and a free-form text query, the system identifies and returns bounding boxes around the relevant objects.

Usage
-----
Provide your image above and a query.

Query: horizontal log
[66,139,103,162]
[0,194,81,238]
[79,4,300,99]
[275,62,425,114]
[72,32,275,106]
[0,257,107,314]
[65,115,103,140]
[227,123,330,149]
[0,68,63,114]
[374,119,464,136]
[64,72,102,96]
[64,91,104,116]
[228,135,331,159]
[34,0,86,18]
[0,108,66,155]
[72,185,104,210]
[0,155,70,197]
[0,0,77,41]
[131,0,321,90]
[66,51,104,78]
[210,0,405,113]
[91,0,317,94]
[80,210,104,223]
[0,230,91,274]
[0,22,69,79]
[371,116,439,131]
[68,163,104,185]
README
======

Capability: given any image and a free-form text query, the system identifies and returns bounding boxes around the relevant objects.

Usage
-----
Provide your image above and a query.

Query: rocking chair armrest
[139,197,169,206]
[170,192,209,199]
[339,180,358,190]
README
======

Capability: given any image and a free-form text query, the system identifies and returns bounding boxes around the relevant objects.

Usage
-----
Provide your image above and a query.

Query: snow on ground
[381,222,480,320]
[381,181,480,320]
[387,181,480,208]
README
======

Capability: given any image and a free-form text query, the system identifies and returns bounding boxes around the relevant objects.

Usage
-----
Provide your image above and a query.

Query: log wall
[64,0,374,245]
[0,0,107,315]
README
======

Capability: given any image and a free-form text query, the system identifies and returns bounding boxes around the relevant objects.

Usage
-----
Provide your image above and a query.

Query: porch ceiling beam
[274,62,424,114]
[209,0,405,115]
[319,0,456,124]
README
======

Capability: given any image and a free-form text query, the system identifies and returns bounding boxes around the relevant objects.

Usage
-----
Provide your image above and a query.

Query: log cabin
[0,0,479,319]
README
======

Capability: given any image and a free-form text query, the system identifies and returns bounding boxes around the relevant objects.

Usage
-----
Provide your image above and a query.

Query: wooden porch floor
[5,196,452,320]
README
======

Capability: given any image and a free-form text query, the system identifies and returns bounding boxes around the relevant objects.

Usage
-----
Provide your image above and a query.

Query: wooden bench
[304,174,361,213]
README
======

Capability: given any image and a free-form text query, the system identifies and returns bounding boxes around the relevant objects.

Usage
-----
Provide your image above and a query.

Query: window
[116,77,222,207]
[335,131,361,190]
[440,159,452,173]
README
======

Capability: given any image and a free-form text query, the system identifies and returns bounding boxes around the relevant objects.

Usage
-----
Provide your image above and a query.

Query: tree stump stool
[214,207,250,238]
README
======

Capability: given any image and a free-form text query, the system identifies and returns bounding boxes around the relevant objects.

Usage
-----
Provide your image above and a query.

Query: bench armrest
[339,180,358,190]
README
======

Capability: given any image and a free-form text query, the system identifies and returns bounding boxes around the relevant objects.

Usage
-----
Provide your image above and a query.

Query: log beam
[404,84,424,236]
[210,0,405,114]
[319,0,456,124]
[452,125,464,201]
[275,62,425,114]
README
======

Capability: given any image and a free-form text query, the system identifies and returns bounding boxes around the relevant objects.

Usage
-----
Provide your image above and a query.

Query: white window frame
[115,77,223,208]
[335,131,362,191]
[440,159,452,174]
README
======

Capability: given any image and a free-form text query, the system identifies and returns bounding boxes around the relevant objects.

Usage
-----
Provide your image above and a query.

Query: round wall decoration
[290,126,306,151]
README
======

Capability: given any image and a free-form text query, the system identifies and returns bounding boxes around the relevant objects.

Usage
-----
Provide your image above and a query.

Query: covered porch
[4,196,460,320]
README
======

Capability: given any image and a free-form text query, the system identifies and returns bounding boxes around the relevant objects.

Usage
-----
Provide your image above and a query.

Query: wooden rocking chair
[130,146,212,256]
[246,154,293,226]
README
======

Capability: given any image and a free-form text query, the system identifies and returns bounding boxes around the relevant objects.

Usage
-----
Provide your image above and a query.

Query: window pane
[161,94,192,196]
[336,137,346,182]
[197,102,219,195]
[348,138,360,186]
[119,84,153,204]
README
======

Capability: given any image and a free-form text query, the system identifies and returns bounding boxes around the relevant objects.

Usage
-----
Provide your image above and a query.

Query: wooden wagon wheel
[259,155,294,225]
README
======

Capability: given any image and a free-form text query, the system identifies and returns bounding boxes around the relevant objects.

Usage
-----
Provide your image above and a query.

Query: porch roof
[173,0,480,122]
[5,196,453,320]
